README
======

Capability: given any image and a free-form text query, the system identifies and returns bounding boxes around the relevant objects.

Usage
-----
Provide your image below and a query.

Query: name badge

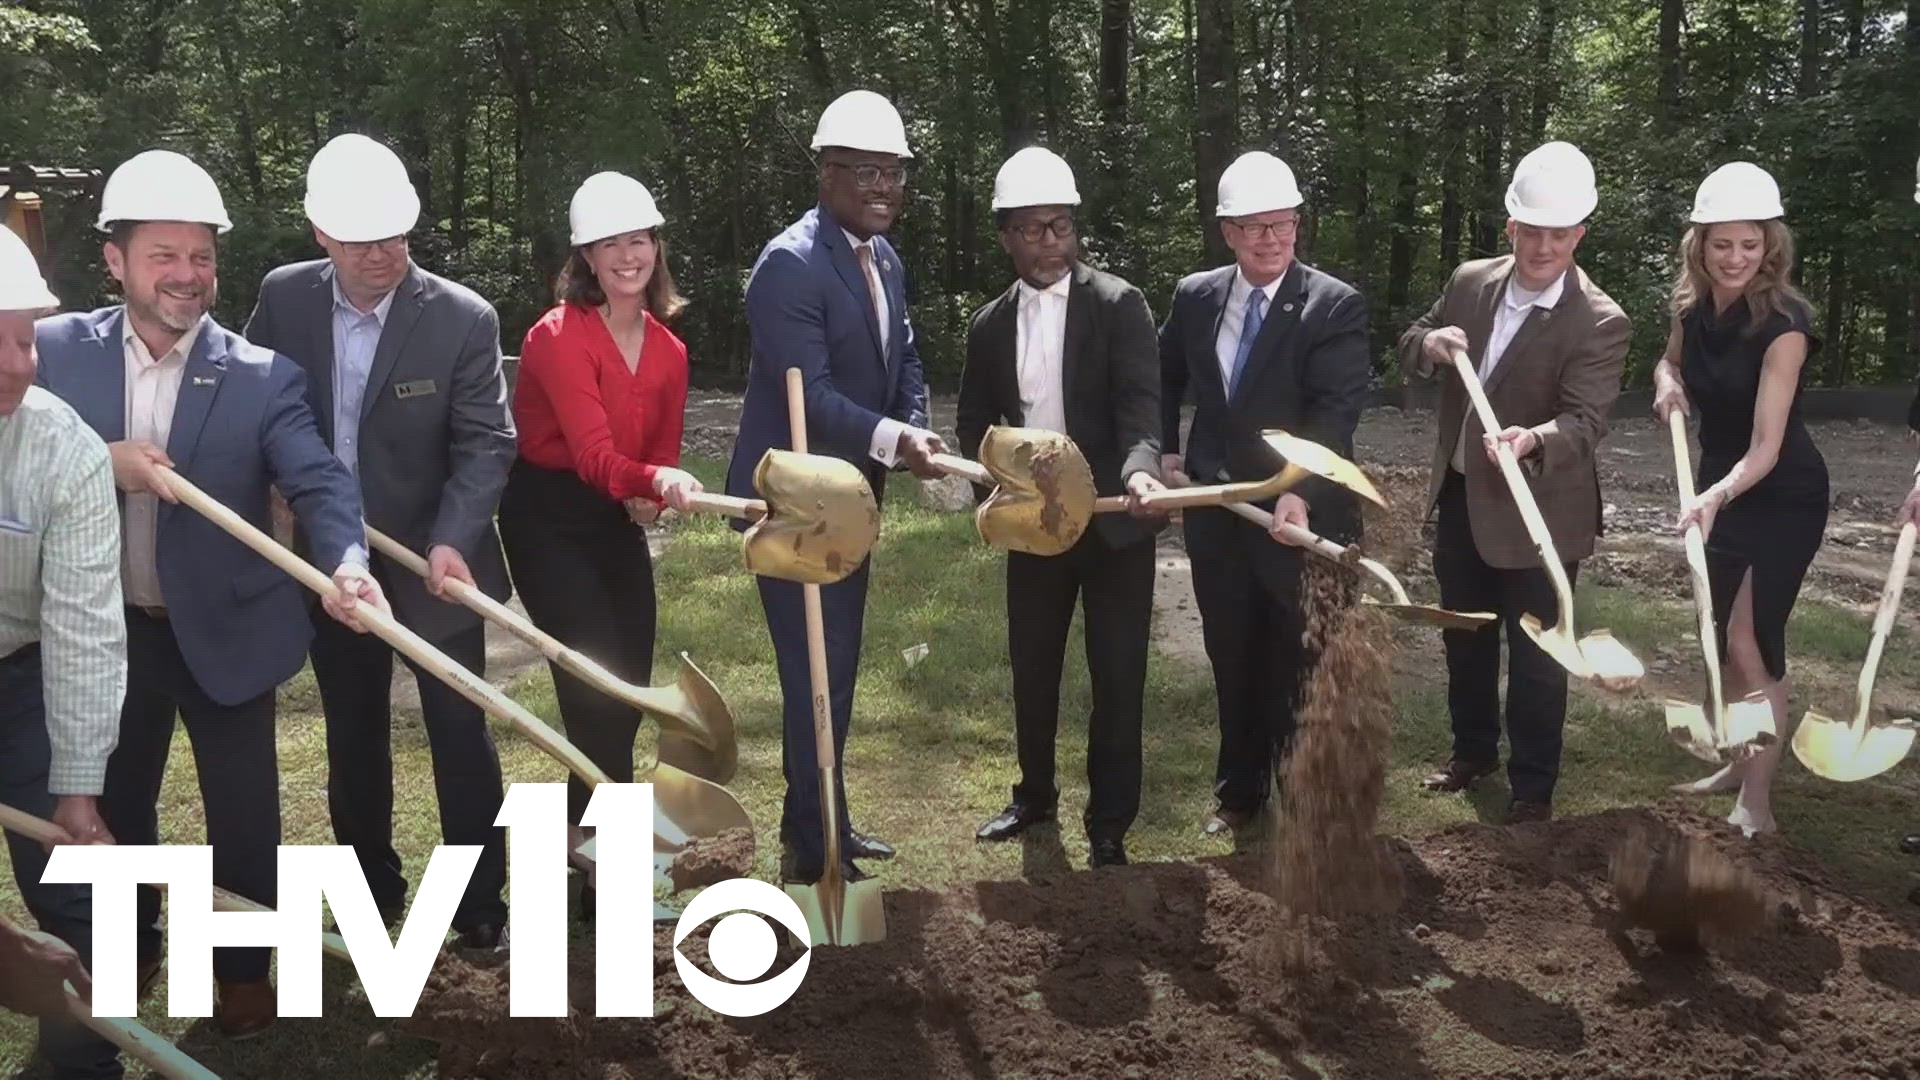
[190,375,217,387]
[395,379,438,400]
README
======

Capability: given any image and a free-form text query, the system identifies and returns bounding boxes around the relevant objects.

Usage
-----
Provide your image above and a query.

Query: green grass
[2,457,1916,1077]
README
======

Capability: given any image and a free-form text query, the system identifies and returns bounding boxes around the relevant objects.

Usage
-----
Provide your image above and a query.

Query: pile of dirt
[402,804,1920,1079]
[1609,821,1772,953]
[667,826,756,893]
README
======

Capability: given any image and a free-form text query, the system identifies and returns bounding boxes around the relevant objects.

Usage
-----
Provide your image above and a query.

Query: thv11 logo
[44,783,812,1019]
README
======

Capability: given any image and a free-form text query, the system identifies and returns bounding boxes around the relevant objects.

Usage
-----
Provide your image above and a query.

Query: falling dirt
[667,827,757,893]
[404,803,1920,1079]
[1610,821,1772,953]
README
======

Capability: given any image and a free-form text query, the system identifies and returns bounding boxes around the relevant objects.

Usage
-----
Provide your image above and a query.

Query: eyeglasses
[1228,216,1300,241]
[1004,217,1076,243]
[827,162,909,190]
[342,235,408,257]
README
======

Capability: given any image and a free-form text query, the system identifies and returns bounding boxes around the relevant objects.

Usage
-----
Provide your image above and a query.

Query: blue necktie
[1227,289,1266,397]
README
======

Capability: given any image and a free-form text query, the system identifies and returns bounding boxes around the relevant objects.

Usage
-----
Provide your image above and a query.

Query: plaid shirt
[0,385,125,795]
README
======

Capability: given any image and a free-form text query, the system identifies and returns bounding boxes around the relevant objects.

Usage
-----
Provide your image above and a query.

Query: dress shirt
[330,277,396,477]
[0,386,126,795]
[1015,275,1072,435]
[845,229,921,468]
[122,315,203,608]
[1451,273,1563,473]
[1214,267,1286,393]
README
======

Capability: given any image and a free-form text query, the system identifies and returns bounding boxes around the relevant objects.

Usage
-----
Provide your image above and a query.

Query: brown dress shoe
[1507,799,1553,824]
[215,978,276,1040]
[1421,758,1498,793]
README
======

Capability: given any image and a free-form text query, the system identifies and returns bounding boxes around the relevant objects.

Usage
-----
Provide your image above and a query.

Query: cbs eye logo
[672,878,812,1017]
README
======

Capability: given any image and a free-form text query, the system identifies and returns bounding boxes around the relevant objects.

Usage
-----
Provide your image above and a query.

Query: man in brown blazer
[1397,142,1630,823]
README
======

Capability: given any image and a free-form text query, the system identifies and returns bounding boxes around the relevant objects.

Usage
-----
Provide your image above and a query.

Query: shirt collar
[1231,265,1287,307]
[122,311,205,369]
[1016,274,1072,306]
[840,228,874,254]
[332,275,397,325]
[1505,271,1564,313]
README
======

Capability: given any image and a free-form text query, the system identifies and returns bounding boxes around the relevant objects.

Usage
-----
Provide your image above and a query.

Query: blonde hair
[1669,218,1812,333]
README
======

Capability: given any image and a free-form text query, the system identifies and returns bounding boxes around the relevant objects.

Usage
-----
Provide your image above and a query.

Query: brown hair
[1669,218,1812,332]
[553,230,688,321]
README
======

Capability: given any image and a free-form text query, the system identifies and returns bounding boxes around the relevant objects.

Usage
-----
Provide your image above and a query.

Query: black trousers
[0,645,121,1078]
[1432,469,1577,804]
[497,459,657,825]
[309,596,508,931]
[100,610,280,983]
[1184,505,1309,812]
[1005,528,1156,841]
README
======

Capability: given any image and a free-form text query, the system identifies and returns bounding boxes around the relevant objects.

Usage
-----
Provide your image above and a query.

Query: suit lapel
[361,267,425,420]
[1483,263,1571,397]
[819,210,887,367]
[1061,264,1092,417]
[309,265,338,439]
[80,311,128,443]
[987,282,1021,422]
[1229,262,1305,406]
[1200,266,1237,398]
[164,320,226,473]
[1466,258,1508,375]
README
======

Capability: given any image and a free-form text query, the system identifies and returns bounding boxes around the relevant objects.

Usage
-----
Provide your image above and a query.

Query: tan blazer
[1397,255,1630,570]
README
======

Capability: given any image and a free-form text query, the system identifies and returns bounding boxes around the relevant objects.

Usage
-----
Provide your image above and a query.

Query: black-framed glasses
[1005,217,1076,243]
[826,162,909,189]
[1227,216,1300,240]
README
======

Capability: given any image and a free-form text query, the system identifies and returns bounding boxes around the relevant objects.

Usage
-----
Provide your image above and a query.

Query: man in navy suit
[726,90,946,884]
[33,150,385,1040]
[1159,151,1372,838]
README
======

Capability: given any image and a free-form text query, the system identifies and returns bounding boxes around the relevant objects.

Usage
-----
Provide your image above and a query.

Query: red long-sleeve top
[512,301,688,504]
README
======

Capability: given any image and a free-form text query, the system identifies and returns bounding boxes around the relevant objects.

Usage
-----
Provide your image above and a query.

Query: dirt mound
[668,826,756,893]
[402,805,1920,1079]
[1610,821,1772,953]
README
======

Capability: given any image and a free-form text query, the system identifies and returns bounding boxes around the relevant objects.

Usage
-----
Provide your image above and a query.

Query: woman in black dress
[1653,161,1826,838]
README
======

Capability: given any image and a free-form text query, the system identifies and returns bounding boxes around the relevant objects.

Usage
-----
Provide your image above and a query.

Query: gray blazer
[244,259,515,643]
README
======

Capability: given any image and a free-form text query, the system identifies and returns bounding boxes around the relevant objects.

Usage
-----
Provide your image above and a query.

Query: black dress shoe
[1508,799,1553,824]
[1089,838,1128,867]
[976,802,1057,842]
[1899,833,1920,855]
[847,830,895,860]
[1422,758,1498,793]
[459,923,506,951]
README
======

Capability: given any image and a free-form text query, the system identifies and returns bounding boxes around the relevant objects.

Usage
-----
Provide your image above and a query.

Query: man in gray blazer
[243,133,515,950]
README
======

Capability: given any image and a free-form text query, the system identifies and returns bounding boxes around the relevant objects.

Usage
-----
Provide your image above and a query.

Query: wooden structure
[0,163,103,258]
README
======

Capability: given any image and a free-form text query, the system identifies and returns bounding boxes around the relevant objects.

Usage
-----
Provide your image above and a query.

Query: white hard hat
[1216,151,1302,217]
[0,226,58,312]
[1690,161,1784,224]
[1505,141,1598,228]
[810,90,913,159]
[569,171,665,247]
[95,149,232,234]
[991,147,1081,210]
[304,134,421,242]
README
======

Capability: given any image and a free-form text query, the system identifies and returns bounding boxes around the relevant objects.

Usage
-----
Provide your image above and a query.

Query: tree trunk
[1527,0,1556,145]
[1657,0,1683,129]
[1796,0,1821,96]
[1439,0,1466,270]
[794,0,835,91]
[450,103,470,251]
[1096,0,1132,275]
[1385,152,1421,357]
[1192,0,1237,265]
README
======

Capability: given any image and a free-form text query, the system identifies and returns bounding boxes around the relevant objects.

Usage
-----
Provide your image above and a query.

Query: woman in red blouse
[498,171,703,874]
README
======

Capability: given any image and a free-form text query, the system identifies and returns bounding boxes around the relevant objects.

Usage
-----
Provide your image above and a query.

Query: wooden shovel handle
[67,994,221,1080]
[928,453,992,487]
[1221,502,1413,605]
[1668,410,1729,719]
[784,370,837,775]
[1855,521,1917,723]
[158,468,613,790]
[1448,350,1580,627]
[683,492,767,520]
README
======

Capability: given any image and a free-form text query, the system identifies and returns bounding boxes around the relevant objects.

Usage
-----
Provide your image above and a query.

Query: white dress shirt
[122,315,205,608]
[1450,273,1564,473]
[1214,268,1285,391]
[847,229,919,467]
[1014,275,1072,435]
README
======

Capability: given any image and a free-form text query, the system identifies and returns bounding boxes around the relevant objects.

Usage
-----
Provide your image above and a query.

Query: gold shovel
[1448,349,1644,690]
[1220,502,1496,630]
[926,426,1100,557]
[1791,521,1919,781]
[363,526,739,784]
[683,458,881,586]
[157,468,755,886]
[781,367,885,946]
[1663,411,1776,763]
[1094,431,1386,515]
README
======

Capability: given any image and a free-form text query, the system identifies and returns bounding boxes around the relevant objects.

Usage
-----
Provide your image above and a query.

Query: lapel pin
[1283,303,1295,313]
[191,375,216,386]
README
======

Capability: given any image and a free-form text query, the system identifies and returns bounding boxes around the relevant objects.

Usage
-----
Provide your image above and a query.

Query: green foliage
[2,0,1916,388]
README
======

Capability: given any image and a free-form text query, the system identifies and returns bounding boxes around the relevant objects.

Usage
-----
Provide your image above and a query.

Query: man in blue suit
[727,90,947,884]
[33,150,386,1040]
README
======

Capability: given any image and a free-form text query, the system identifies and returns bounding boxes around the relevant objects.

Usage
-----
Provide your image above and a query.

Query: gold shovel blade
[1369,600,1498,631]
[1518,613,1596,680]
[973,426,1098,557]
[1663,700,1724,764]
[654,653,740,785]
[742,449,882,584]
[786,876,888,947]
[1722,693,1778,751]
[1790,709,1918,782]
[1574,628,1646,691]
[1259,431,1387,508]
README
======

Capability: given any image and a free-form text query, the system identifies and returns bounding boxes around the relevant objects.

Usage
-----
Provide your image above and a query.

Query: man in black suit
[1159,150,1371,836]
[244,133,514,949]
[958,147,1165,868]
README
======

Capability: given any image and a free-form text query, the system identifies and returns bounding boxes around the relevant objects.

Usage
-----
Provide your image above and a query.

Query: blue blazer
[726,205,929,508]
[35,308,368,706]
